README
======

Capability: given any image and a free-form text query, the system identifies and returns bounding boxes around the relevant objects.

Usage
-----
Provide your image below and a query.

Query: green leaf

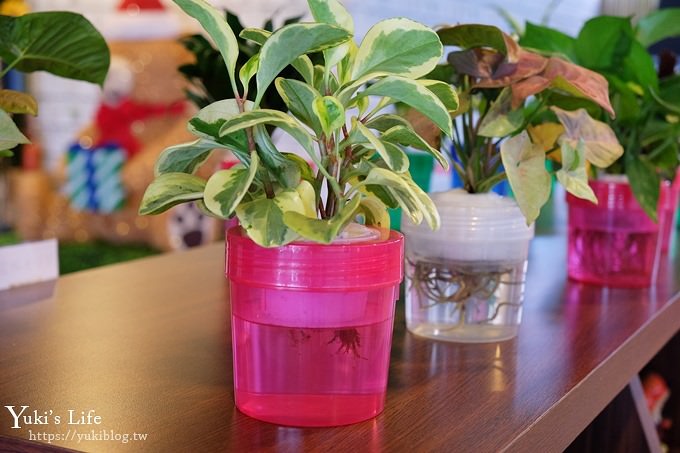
[636,8,680,47]
[0,12,109,85]
[623,40,659,92]
[500,131,551,224]
[238,53,259,93]
[295,180,317,217]
[219,109,315,157]
[477,87,525,137]
[358,76,453,137]
[555,140,597,204]
[139,172,206,215]
[174,0,239,94]
[312,96,345,136]
[574,16,634,71]
[275,78,323,134]
[363,167,440,229]
[236,189,305,247]
[355,120,409,173]
[203,153,259,218]
[308,0,354,68]
[381,125,448,169]
[352,18,443,80]
[187,99,250,159]
[625,152,660,222]
[357,197,390,229]
[253,125,301,188]
[155,138,217,176]
[283,152,315,185]
[519,22,576,61]
[365,114,412,132]
[437,24,518,60]
[256,23,352,106]
[283,196,361,244]
[418,80,459,113]
[240,28,315,84]
[0,90,38,115]
[552,107,623,168]
[0,109,30,151]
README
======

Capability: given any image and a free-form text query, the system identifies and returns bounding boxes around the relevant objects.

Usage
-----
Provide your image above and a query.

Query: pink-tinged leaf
[543,58,615,117]
[475,49,548,89]
[438,24,519,62]
[509,75,551,109]
[500,131,551,224]
[447,48,504,78]
[552,107,623,168]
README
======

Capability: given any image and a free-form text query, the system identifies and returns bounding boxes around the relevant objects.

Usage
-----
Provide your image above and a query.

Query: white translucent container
[402,190,534,343]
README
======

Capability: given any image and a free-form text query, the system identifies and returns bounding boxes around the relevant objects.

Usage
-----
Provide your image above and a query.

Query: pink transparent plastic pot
[226,227,403,427]
[567,179,673,287]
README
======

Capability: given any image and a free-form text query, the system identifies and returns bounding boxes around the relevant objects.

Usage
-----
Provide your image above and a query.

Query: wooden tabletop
[1,236,679,452]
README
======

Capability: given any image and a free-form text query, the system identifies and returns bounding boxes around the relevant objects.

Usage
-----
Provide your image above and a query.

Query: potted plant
[519,11,680,287]
[401,24,622,342]
[139,0,455,426]
[0,10,109,157]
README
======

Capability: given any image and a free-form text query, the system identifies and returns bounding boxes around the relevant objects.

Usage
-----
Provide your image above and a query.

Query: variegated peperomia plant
[139,0,456,247]
[432,24,623,223]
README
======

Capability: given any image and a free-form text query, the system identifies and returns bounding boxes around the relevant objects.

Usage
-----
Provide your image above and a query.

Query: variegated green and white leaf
[418,80,459,113]
[155,138,218,176]
[174,0,239,94]
[358,196,390,229]
[238,53,259,93]
[241,28,317,85]
[365,114,412,132]
[283,152,315,184]
[556,140,597,204]
[363,167,439,229]
[355,120,409,173]
[236,189,305,247]
[382,125,449,169]
[219,109,315,156]
[256,23,352,106]
[283,196,361,243]
[351,18,443,80]
[478,87,524,137]
[500,131,551,224]
[203,153,259,218]
[0,90,38,115]
[308,0,354,68]
[0,109,29,152]
[139,172,206,215]
[358,76,453,136]
[275,78,323,134]
[253,125,301,188]
[188,99,250,157]
[313,95,345,136]
[295,179,317,217]
[552,107,623,168]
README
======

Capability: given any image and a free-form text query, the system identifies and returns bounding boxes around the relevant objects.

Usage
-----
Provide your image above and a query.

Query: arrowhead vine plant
[140,0,456,247]
[518,11,680,221]
[432,24,623,223]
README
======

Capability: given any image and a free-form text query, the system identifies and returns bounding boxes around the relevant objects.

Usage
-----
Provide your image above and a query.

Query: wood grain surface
[0,237,678,452]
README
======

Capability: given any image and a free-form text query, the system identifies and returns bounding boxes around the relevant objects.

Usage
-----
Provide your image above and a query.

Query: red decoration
[117,0,165,11]
[94,98,186,157]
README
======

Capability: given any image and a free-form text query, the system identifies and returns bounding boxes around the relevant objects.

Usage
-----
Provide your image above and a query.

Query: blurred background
[0,0,675,273]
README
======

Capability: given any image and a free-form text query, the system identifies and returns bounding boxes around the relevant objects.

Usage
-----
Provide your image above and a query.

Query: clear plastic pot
[402,190,534,343]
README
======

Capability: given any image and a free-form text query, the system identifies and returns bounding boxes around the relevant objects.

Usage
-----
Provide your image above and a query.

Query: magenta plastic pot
[226,227,403,427]
[660,170,680,253]
[566,179,673,287]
